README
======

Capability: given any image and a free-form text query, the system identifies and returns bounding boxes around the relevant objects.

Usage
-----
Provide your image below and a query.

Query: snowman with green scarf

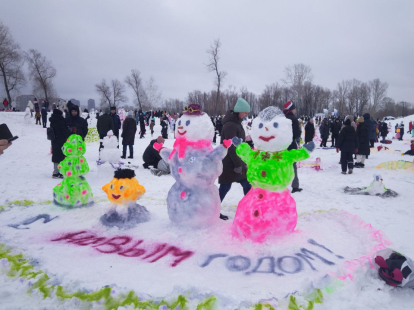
[232,106,314,242]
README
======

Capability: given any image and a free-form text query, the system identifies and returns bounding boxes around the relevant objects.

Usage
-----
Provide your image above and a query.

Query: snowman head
[175,104,214,141]
[250,106,292,152]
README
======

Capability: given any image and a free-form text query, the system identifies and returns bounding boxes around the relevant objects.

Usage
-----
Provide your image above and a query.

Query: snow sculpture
[84,127,99,143]
[376,159,414,171]
[24,107,31,125]
[232,106,314,242]
[53,134,93,207]
[155,104,231,228]
[99,130,121,166]
[344,174,398,198]
[100,168,150,229]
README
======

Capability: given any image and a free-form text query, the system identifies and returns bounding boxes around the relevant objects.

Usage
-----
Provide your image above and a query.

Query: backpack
[375,249,414,288]
[47,127,56,141]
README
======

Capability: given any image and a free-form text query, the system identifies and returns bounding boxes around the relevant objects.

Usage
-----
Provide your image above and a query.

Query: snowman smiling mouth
[112,194,121,199]
[177,126,187,135]
[259,136,275,142]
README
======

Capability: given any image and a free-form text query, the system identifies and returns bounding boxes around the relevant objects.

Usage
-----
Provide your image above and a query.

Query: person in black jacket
[161,116,169,139]
[319,119,329,147]
[355,116,370,168]
[142,136,170,174]
[284,100,302,193]
[139,113,146,138]
[121,111,137,159]
[336,118,358,174]
[330,118,342,147]
[304,118,315,143]
[97,107,114,151]
[219,98,252,219]
[65,104,88,139]
[109,107,121,144]
[380,122,389,142]
[41,105,48,128]
[49,109,70,178]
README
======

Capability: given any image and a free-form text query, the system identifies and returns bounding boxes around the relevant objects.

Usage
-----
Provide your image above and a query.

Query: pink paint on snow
[232,188,297,243]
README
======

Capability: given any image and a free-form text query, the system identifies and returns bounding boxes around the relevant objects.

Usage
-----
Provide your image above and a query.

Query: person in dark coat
[49,109,70,178]
[284,100,302,193]
[355,116,370,168]
[97,107,114,151]
[142,136,170,175]
[34,98,39,112]
[216,117,223,135]
[380,122,389,142]
[65,104,88,139]
[161,116,169,139]
[304,118,315,143]
[368,116,377,147]
[121,111,137,159]
[65,100,74,118]
[399,122,405,141]
[336,118,358,174]
[330,118,342,147]
[319,119,329,147]
[139,113,146,138]
[41,105,48,128]
[218,98,252,220]
[109,107,121,143]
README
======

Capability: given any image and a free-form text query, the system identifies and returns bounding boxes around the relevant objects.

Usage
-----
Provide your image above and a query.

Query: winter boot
[348,169,353,174]
[142,163,149,169]
[121,151,126,159]
[128,150,133,159]
[220,213,229,220]
[341,171,347,175]
[291,188,303,193]
[52,173,60,179]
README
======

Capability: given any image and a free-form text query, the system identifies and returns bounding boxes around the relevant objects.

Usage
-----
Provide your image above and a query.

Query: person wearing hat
[218,98,252,220]
[355,115,370,168]
[97,107,115,151]
[399,122,404,141]
[330,118,342,147]
[283,100,302,193]
[109,106,121,145]
[142,136,170,175]
[65,104,88,139]
[121,111,137,159]
[49,109,70,178]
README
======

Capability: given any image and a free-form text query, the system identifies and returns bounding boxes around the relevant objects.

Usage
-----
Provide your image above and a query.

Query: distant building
[16,94,35,111]
[69,98,80,107]
[88,99,96,111]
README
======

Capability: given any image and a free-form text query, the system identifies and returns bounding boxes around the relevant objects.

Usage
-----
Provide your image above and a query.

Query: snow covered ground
[0,112,413,309]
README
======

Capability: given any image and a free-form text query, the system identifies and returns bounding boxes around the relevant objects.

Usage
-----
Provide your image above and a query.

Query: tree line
[1,21,412,118]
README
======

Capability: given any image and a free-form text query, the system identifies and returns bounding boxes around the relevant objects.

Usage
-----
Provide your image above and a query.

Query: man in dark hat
[283,100,302,193]
[109,106,121,145]
[97,107,115,151]
[65,104,88,139]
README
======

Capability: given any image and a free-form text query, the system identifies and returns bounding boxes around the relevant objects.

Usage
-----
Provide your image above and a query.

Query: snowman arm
[207,144,228,161]
[160,148,172,162]
[287,148,310,163]
[235,143,252,163]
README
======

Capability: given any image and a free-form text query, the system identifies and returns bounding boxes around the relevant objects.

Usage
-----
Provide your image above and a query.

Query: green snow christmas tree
[53,134,93,207]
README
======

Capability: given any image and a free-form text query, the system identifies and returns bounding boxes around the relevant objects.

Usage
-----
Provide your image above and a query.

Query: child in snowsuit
[336,118,359,174]
[404,139,414,156]
[35,109,41,125]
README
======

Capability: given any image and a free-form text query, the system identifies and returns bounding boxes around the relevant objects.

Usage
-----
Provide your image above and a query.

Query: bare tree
[206,38,227,115]
[282,63,313,111]
[369,78,388,113]
[95,79,127,108]
[0,22,26,105]
[125,69,147,110]
[145,76,162,109]
[25,49,57,102]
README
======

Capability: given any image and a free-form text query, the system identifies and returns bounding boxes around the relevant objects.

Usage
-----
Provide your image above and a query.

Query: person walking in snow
[97,107,115,151]
[121,111,137,159]
[304,118,315,143]
[218,98,252,220]
[319,118,329,147]
[109,106,121,144]
[139,113,146,138]
[149,118,155,137]
[330,118,341,147]
[35,109,41,125]
[161,116,169,139]
[41,105,48,128]
[336,118,358,174]
[49,109,70,178]
[380,122,389,142]
[399,122,405,141]
[355,115,370,168]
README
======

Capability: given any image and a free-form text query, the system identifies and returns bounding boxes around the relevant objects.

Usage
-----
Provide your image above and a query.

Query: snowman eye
[120,186,124,190]
[110,185,113,189]
[259,123,263,129]
[178,120,181,126]
[186,120,191,126]
[273,122,278,128]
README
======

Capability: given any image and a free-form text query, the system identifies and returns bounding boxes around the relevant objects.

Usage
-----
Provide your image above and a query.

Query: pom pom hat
[283,100,296,113]
[234,98,251,113]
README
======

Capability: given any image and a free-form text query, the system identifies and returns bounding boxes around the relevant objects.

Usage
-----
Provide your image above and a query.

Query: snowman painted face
[250,107,292,152]
[175,113,214,141]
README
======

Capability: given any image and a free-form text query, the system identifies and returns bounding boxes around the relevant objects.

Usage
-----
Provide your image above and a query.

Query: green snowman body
[53,134,93,207]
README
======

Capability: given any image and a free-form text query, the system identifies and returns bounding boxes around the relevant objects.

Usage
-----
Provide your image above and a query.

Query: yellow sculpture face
[102,177,146,204]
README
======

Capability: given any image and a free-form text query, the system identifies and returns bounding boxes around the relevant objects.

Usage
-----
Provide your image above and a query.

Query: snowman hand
[232,137,243,146]
[303,141,315,153]
[153,142,164,152]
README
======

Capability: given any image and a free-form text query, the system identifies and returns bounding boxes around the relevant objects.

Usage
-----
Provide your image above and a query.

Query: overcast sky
[2,0,414,107]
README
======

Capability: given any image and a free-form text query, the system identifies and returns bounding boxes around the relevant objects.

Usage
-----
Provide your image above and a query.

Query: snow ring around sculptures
[0,204,390,309]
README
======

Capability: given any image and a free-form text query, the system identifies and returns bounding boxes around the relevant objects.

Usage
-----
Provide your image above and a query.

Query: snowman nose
[265,127,269,131]
[178,126,184,129]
